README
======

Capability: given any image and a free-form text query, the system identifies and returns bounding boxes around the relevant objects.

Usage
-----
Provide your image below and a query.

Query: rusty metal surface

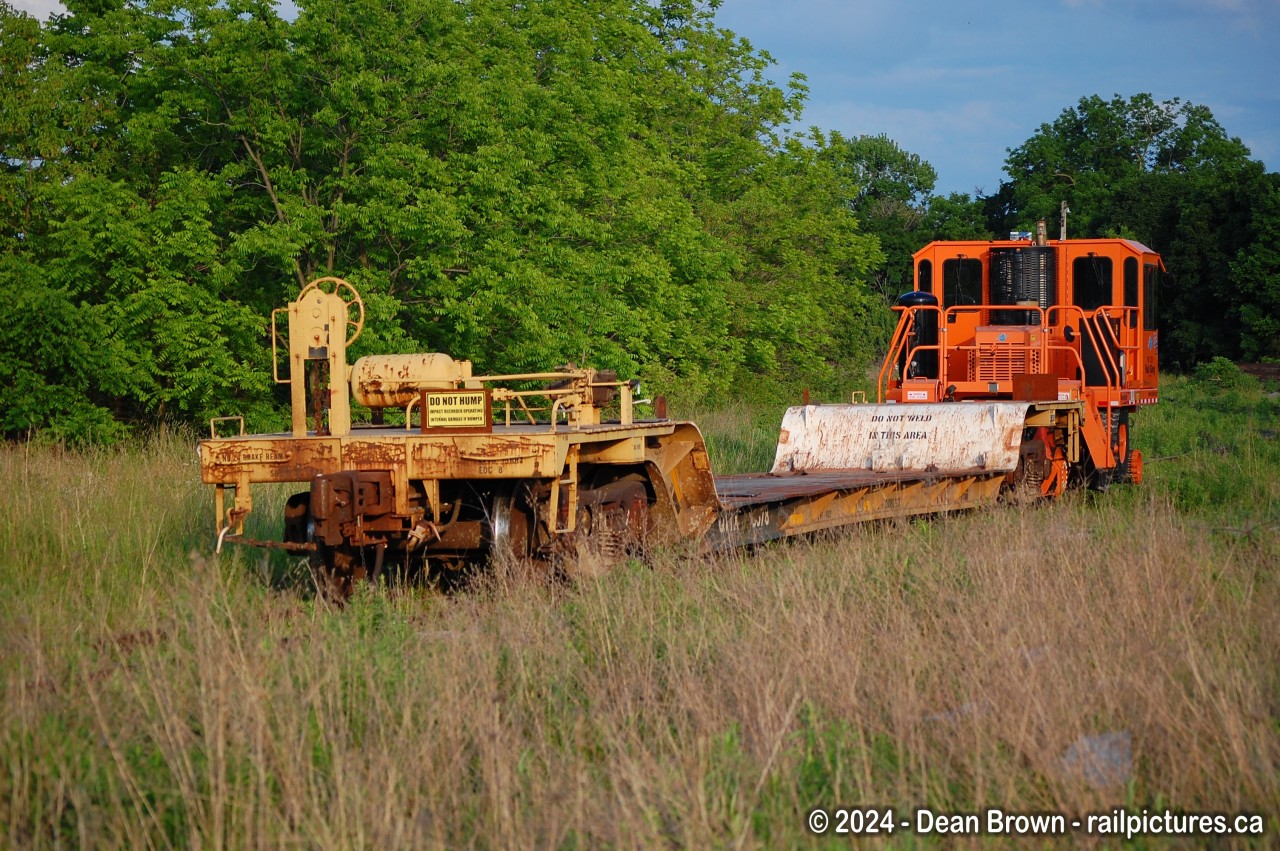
[198,415,707,543]
[200,420,679,486]
[220,535,316,553]
[350,353,472,408]
[1012,373,1059,401]
[770,402,1030,475]
[208,275,1036,566]
[715,468,994,509]
[198,254,1161,571]
[705,469,1007,551]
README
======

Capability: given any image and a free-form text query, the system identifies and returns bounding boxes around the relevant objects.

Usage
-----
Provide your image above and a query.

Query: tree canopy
[818,132,991,306]
[2,0,1276,445]
[994,93,1277,367]
[0,0,884,441]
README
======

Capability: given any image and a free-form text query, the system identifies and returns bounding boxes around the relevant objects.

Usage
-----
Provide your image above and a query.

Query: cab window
[1124,257,1139,327]
[1143,263,1159,331]
[942,258,983,307]
[1072,255,1112,311]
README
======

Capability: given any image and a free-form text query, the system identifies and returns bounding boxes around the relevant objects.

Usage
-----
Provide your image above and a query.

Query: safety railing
[877,303,942,402]
[393,371,639,432]
[879,302,1137,415]
[1045,305,1136,448]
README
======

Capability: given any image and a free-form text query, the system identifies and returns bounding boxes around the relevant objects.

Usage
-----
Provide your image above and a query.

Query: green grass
[1,370,1277,848]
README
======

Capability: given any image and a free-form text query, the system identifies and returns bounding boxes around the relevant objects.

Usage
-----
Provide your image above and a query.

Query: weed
[1,380,1277,847]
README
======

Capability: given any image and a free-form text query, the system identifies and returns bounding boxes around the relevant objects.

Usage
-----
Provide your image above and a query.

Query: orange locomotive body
[880,228,1161,490]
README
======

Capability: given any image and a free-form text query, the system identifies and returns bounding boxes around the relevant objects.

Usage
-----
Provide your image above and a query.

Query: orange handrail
[877,304,942,402]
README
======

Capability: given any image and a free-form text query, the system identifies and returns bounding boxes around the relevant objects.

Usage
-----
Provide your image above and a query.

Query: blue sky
[711,0,1280,195]
[11,0,1278,196]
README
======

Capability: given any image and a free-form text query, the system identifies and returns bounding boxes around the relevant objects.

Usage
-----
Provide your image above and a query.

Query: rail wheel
[1112,412,1134,483]
[489,492,533,562]
[545,475,652,580]
[1007,435,1046,502]
[1008,427,1068,501]
[477,490,541,581]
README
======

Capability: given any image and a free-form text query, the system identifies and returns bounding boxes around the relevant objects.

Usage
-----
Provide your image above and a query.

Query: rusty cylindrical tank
[349,353,474,409]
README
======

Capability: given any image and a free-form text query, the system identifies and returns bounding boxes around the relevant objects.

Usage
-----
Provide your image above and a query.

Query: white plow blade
[771,403,1030,474]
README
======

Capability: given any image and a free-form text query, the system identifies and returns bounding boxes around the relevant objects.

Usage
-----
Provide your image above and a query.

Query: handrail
[877,306,917,402]
[943,303,1049,389]
[1095,306,1142,384]
[1047,305,1120,382]
[880,302,1137,449]
[376,368,637,430]
[1046,304,1122,456]
[944,303,1047,324]
[209,416,246,439]
[900,343,944,378]
[877,304,942,402]
[1085,313,1122,387]
[1083,313,1121,447]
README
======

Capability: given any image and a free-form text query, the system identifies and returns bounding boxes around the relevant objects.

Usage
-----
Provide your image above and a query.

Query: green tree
[0,0,886,440]
[0,1,271,440]
[815,130,988,341]
[995,93,1274,368]
[923,192,991,242]
[818,132,934,301]
[1229,174,1280,360]
[706,134,883,395]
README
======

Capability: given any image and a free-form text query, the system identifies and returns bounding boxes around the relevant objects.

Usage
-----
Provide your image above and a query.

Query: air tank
[896,290,939,379]
[349,353,475,409]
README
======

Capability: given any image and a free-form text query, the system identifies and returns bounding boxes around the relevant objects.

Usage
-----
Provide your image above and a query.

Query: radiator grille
[973,348,1042,382]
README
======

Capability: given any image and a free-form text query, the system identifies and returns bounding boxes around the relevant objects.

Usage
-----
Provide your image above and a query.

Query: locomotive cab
[880,226,1162,487]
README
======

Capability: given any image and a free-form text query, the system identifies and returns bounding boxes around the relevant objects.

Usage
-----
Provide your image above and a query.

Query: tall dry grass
[1,374,1277,847]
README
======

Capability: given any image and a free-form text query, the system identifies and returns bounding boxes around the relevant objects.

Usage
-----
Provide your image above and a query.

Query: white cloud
[8,0,66,19]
